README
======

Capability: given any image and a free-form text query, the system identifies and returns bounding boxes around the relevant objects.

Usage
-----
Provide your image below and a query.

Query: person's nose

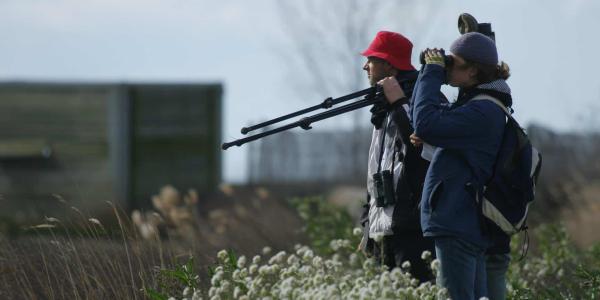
[363,62,369,71]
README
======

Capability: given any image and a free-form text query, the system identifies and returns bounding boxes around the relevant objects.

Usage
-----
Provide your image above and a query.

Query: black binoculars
[418,49,454,67]
[373,170,395,207]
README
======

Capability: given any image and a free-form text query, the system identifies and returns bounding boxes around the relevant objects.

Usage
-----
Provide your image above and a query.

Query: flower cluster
[167,233,448,300]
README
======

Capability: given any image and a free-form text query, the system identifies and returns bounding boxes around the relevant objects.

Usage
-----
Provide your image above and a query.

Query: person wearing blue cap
[382,32,512,299]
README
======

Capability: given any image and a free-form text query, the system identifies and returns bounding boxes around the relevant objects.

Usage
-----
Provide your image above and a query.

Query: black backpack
[473,95,542,235]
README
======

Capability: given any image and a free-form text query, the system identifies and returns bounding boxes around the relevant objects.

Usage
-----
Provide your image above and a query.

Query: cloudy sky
[1,0,599,183]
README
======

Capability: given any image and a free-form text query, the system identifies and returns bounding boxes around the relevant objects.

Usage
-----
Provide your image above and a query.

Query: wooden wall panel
[0,83,222,222]
[0,85,114,220]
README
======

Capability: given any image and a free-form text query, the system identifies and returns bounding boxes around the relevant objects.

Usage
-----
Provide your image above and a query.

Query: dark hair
[466,60,510,83]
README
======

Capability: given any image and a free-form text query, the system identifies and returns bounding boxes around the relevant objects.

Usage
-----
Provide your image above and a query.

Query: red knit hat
[361,31,415,71]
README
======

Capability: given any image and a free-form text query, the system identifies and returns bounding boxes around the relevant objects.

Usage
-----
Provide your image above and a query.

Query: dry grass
[0,185,306,299]
[0,203,187,299]
[562,182,600,248]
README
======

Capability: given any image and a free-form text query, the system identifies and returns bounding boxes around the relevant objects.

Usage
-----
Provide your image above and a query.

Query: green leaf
[144,288,168,300]
[227,249,238,270]
[161,269,188,285]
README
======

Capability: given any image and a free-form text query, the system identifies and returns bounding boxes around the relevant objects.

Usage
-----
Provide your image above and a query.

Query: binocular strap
[376,114,399,183]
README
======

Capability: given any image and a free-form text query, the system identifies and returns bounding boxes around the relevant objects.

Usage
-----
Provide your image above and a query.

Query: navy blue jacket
[411,64,506,248]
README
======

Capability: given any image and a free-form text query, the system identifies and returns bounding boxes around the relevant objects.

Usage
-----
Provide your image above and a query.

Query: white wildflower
[270,264,280,275]
[330,239,340,251]
[192,289,202,300]
[325,260,334,269]
[332,253,341,262]
[390,267,403,278]
[401,261,411,269]
[210,273,221,286]
[381,287,394,298]
[353,227,363,236]
[262,246,272,256]
[249,264,258,275]
[233,286,242,298]
[232,269,240,280]
[312,274,324,286]
[287,254,299,265]
[380,275,391,289]
[421,250,432,261]
[339,282,349,292]
[363,258,375,270]
[410,278,419,286]
[252,255,261,264]
[239,268,248,278]
[296,246,309,257]
[221,280,231,291]
[258,265,270,276]
[217,250,228,261]
[312,256,323,268]
[437,288,448,299]
[183,286,191,296]
[237,255,246,268]
[372,233,384,243]
[299,265,312,275]
[302,249,314,261]
[269,251,286,265]
[280,286,292,298]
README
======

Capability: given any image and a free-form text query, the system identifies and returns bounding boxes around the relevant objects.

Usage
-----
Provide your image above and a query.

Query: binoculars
[373,170,395,207]
[418,49,454,67]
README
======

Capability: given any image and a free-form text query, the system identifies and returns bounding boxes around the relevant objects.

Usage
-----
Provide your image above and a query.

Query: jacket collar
[455,79,512,108]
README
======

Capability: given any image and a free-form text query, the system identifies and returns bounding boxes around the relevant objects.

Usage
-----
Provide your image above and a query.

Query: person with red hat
[357,31,435,283]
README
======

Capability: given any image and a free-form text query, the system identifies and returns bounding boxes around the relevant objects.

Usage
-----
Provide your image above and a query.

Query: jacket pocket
[428,180,444,212]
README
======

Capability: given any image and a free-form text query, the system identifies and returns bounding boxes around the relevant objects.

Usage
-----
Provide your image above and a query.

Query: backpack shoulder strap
[471,94,511,117]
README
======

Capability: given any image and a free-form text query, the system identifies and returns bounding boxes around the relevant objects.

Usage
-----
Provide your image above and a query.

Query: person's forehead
[449,54,467,65]
[449,53,463,61]
[367,56,386,64]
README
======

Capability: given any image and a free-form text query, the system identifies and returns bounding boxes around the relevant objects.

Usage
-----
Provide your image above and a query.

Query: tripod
[222,86,384,150]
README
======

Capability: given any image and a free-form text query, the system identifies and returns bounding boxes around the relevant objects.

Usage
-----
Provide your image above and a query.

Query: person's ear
[384,62,396,74]
[468,66,478,79]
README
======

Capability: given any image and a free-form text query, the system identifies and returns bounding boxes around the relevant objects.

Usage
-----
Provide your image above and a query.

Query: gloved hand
[424,48,446,67]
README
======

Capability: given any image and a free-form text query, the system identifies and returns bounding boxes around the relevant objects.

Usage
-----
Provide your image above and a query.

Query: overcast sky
[1,0,599,183]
